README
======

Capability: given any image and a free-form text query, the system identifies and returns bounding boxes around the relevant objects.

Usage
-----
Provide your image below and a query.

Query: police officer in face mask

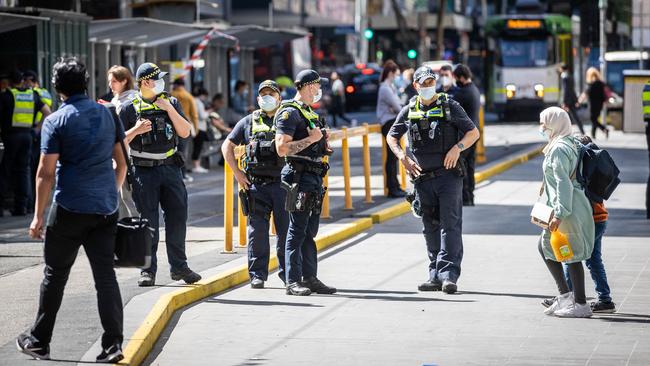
[387,65,480,294]
[274,70,336,296]
[118,62,201,287]
[221,80,289,288]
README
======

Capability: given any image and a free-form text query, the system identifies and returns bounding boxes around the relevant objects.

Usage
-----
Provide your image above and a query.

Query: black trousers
[192,130,208,161]
[30,206,123,349]
[0,132,32,212]
[462,146,476,205]
[330,96,352,127]
[381,122,401,193]
[590,105,607,138]
[566,104,585,135]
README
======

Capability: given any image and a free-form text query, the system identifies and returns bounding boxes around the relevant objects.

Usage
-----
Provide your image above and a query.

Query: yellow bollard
[381,135,388,196]
[222,162,235,253]
[341,127,354,210]
[362,123,373,203]
[237,181,247,248]
[321,156,331,218]
[477,105,486,164]
[399,136,407,190]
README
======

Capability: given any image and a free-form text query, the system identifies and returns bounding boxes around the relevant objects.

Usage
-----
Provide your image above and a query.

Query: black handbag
[106,102,154,268]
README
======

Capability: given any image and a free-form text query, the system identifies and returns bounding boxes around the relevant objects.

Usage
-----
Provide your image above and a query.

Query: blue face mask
[258,95,278,112]
[539,127,552,141]
[418,86,436,100]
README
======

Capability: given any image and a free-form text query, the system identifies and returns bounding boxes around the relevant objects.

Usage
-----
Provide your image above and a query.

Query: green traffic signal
[407,49,417,59]
[363,29,374,40]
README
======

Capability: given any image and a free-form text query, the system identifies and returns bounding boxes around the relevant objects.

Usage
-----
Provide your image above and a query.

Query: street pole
[355,0,368,64]
[268,1,274,28]
[196,0,200,22]
[599,0,607,128]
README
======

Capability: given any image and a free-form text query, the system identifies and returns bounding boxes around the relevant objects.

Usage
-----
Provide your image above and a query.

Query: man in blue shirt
[16,58,128,363]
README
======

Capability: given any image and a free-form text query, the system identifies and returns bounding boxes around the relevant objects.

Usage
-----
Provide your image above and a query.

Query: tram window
[498,39,549,67]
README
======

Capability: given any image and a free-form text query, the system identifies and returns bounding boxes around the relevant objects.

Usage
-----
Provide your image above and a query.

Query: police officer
[643,79,650,219]
[222,80,289,288]
[119,62,201,286]
[387,65,480,294]
[0,71,51,216]
[275,70,336,296]
[23,70,54,212]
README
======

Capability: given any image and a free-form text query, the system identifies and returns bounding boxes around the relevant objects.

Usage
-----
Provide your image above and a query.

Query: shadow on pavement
[459,290,551,299]
[205,299,324,307]
[336,289,417,295]
[330,292,476,303]
[596,313,650,324]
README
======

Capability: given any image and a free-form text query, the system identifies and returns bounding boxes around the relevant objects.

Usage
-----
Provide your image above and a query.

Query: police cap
[294,69,328,89]
[258,80,281,94]
[136,62,168,82]
[414,66,437,85]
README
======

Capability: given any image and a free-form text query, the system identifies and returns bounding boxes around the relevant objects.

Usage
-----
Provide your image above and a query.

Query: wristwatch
[456,142,465,151]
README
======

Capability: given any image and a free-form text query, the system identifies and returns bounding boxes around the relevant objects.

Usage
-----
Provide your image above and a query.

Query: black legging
[538,238,586,304]
[192,130,208,161]
[590,106,607,138]
[566,105,585,135]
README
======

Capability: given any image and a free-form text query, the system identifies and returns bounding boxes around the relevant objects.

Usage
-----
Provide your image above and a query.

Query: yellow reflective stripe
[281,101,319,123]
[10,88,35,128]
[165,148,175,157]
[546,87,560,93]
[133,94,169,113]
[494,88,506,94]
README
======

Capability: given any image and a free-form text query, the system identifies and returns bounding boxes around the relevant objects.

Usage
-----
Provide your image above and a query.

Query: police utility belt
[411,165,464,184]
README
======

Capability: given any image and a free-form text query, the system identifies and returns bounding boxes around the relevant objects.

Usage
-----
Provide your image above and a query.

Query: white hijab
[540,106,572,155]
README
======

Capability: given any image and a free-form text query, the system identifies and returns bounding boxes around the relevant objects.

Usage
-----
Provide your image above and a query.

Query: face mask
[153,79,165,95]
[539,127,552,141]
[259,95,278,112]
[440,76,452,87]
[418,86,436,100]
[312,88,322,104]
[393,75,403,89]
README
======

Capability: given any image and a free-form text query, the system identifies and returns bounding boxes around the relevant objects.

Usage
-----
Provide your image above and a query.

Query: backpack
[575,142,620,203]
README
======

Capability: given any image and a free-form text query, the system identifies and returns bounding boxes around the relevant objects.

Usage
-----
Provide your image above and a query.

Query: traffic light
[407,49,417,59]
[363,28,374,40]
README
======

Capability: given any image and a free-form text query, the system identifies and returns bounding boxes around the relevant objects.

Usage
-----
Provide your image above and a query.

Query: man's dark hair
[453,64,472,80]
[560,63,569,72]
[23,70,38,81]
[10,71,24,85]
[52,57,88,96]
[439,64,453,72]
[212,93,224,102]
[173,77,185,87]
[234,80,247,91]
[193,87,209,97]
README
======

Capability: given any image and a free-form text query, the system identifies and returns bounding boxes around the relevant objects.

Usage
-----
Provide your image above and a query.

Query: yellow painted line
[370,201,411,223]
[118,217,374,366]
[474,145,544,183]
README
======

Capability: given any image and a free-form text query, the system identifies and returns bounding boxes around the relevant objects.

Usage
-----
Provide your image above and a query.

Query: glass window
[499,38,549,67]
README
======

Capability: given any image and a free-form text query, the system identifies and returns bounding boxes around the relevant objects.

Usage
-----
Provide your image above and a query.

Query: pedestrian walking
[118,62,201,287]
[451,64,481,206]
[171,78,198,183]
[387,65,480,294]
[558,63,585,134]
[107,65,137,114]
[0,71,50,217]
[191,87,210,173]
[377,60,406,198]
[222,80,289,288]
[329,71,355,127]
[578,67,608,139]
[16,58,126,363]
[536,106,594,318]
[275,69,336,296]
[643,79,650,219]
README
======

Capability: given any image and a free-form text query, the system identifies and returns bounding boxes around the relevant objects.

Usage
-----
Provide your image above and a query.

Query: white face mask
[258,95,278,112]
[153,79,165,95]
[539,127,552,141]
[440,76,452,87]
[312,88,322,104]
[418,86,436,100]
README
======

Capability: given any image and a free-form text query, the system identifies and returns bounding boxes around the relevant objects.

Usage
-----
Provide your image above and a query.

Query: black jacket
[561,72,578,106]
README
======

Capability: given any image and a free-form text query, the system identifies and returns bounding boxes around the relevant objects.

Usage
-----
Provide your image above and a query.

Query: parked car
[339,63,382,112]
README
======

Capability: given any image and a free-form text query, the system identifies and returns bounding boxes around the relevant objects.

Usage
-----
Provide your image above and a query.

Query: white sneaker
[554,302,593,318]
[193,166,209,173]
[543,292,573,316]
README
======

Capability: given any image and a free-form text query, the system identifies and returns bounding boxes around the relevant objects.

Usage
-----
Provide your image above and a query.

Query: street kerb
[117,144,544,366]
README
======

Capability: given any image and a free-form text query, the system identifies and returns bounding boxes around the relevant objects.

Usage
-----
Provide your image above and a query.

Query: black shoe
[418,279,442,292]
[301,277,337,294]
[442,280,457,294]
[286,282,312,296]
[138,271,156,287]
[16,333,50,360]
[250,278,264,289]
[541,297,556,308]
[171,268,202,284]
[96,343,124,363]
[591,300,616,313]
[388,190,407,198]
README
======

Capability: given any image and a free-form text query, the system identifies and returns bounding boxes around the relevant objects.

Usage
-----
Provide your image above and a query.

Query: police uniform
[642,81,650,219]
[0,79,44,216]
[226,80,289,285]
[275,69,336,296]
[118,62,200,286]
[388,66,476,292]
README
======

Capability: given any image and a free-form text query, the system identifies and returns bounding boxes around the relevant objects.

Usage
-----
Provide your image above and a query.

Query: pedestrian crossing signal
[363,29,374,40]
[407,49,417,59]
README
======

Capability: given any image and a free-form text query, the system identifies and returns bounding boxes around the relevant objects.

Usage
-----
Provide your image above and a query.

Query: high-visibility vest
[34,87,53,123]
[9,88,36,128]
[129,93,177,159]
[643,81,650,122]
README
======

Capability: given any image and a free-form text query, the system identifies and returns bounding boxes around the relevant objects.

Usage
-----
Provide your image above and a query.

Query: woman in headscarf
[537,107,595,318]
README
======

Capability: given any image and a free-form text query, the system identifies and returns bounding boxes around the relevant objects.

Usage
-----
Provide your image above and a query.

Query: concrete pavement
[142,132,649,366]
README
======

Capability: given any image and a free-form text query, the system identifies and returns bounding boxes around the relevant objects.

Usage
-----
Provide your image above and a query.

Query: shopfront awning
[89,18,236,48]
[222,25,308,49]
[0,12,50,34]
